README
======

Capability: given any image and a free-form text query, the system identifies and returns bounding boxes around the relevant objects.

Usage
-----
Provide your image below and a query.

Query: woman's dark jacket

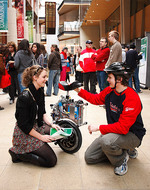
[6,52,17,72]
[15,83,46,134]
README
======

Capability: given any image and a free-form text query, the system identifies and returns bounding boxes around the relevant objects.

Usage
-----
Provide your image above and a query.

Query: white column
[7,7,17,44]
[24,20,29,40]
[100,20,105,39]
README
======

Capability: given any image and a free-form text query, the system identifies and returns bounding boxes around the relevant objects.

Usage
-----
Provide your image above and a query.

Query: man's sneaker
[114,153,129,176]
[127,149,138,159]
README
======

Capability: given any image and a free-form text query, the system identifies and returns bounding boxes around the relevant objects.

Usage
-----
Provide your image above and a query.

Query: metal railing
[59,22,80,34]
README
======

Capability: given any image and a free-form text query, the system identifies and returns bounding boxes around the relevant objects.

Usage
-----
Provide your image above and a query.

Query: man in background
[105,30,122,68]
[126,44,142,93]
[79,40,96,94]
[92,37,110,92]
[46,44,61,96]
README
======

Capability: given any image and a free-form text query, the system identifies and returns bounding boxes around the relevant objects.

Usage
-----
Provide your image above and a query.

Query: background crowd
[0,30,143,110]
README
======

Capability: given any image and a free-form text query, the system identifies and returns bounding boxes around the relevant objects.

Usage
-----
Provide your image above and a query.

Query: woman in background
[6,41,20,104]
[40,44,48,68]
[14,39,33,92]
[31,43,44,66]
[60,47,69,81]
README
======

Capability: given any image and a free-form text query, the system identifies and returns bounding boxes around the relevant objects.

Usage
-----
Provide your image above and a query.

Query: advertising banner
[139,37,148,87]
[0,0,8,32]
[26,11,33,43]
[15,0,24,39]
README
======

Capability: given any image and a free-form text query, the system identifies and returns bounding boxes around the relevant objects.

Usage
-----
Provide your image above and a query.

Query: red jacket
[78,87,146,140]
[79,48,96,73]
[91,47,110,71]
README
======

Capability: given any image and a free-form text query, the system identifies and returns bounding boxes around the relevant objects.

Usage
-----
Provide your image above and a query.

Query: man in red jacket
[92,37,110,92]
[79,40,96,93]
[74,62,146,176]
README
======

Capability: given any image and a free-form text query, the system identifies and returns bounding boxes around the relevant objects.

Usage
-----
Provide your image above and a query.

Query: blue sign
[0,0,8,32]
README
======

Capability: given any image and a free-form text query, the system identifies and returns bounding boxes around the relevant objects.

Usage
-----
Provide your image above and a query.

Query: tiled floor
[0,79,150,190]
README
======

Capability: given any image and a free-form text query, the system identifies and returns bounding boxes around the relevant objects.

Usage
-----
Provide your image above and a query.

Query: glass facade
[105,6,120,33]
[130,0,150,16]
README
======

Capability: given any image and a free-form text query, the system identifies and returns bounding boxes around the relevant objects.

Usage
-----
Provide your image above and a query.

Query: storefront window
[105,6,120,33]
[130,0,150,16]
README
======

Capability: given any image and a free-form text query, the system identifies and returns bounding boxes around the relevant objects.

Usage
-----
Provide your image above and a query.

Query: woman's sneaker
[127,149,138,159]
[114,153,129,176]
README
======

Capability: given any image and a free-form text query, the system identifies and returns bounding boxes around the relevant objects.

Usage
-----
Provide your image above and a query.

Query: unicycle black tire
[56,119,82,154]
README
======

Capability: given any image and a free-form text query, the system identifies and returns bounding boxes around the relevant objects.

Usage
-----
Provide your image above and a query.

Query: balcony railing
[59,22,80,34]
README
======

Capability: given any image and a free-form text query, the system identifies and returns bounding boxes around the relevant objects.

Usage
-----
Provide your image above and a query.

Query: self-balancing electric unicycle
[50,81,88,154]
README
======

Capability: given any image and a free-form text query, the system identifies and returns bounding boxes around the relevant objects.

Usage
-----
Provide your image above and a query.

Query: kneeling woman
[9,65,60,167]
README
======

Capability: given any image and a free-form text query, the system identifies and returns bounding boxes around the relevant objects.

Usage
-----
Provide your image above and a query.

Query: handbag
[0,69,11,88]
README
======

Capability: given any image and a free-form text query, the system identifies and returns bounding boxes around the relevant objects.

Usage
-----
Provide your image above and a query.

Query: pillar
[120,0,130,44]
[100,20,105,39]
[7,7,17,44]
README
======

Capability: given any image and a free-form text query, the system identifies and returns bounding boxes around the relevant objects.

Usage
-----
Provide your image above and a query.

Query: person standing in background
[91,37,110,92]
[126,44,142,93]
[40,44,48,68]
[79,40,96,94]
[14,39,33,92]
[105,30,122,68]
[46,44,61,96]
[31,43,44,66]
[6,41,20,104]
[74,46,83,83]
[60,47,69,81]
[0,47,5,110]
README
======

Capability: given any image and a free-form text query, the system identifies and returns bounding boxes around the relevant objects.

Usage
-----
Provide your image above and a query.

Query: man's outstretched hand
[88,125,99,134]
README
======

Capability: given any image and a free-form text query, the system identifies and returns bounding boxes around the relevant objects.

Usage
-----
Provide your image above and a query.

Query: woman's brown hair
[22,65,46,87]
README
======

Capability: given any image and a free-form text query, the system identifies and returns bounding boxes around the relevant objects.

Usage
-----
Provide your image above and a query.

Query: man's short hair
[101,37,108,44]
[109,30,119,41]
[130,44,136,49]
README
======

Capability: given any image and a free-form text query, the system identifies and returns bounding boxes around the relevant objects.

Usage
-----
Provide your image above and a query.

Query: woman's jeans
[18,73,25,92]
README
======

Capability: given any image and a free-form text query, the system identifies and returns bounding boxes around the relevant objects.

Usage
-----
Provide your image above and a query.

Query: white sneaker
[9,100,14,104]
[114,154,129,176]
[128,149,138,159]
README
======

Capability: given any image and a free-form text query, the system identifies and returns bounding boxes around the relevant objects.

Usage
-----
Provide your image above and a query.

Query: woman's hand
[51,123,61,131]
[40,135,56,143]
[88,125,99,134]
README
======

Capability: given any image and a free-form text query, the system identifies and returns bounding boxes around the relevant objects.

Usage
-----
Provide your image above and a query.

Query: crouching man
[74,62,146,176]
